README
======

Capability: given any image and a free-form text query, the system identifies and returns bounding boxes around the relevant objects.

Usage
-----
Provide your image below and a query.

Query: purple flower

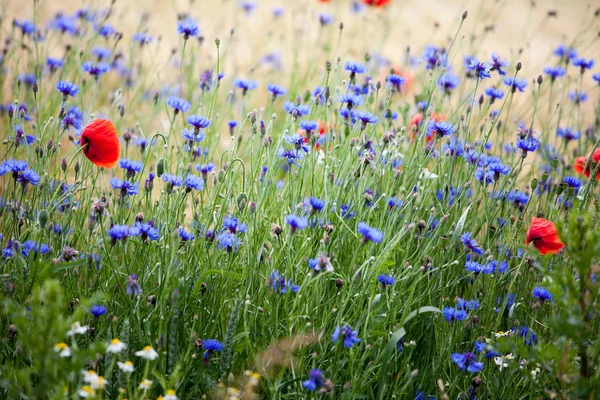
[177,18,199,39]
[187,115,211,130]
[532,286,552,302]
[126,274,142,295]
[377,274,395,288]
[490,52,509,75]
[178,227,195,241]
[465,58,491,79]
[285,214,308,233]
[56,81,78,98]
[233,78,258,95]
[344,61,365,75]
[166,96,191,113]
[82,61,110,79]
[452,352,483,373]
[302,369,324,392]
[386,74,405,91]
[332,325,360,348]
[184,174,204,191]
[89,304,107,317]
[132,222,160,241]
[543,66,566,81]
[438,73,460,92]
[358,222,383,243]
[573,57,594,73]
[283,101,310,116]
[266,83,286,99]
[443,307,468,323]
[110,178,139,196]
[17,169,40,187]
[202,339,223,361]
[460,232,484,255]
[503,77,527,92]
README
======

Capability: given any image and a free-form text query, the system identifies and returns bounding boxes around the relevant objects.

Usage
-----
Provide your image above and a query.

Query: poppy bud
[38,209,49,229]
[157,158,166,177]
[215,38,220,46]
[237,192,248,210]
[217,169,225,182]
[530,178,538,190]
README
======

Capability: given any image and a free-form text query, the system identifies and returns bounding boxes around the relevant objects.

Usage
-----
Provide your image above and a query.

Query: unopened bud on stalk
[38,210,49,229]
[157,158,166,177]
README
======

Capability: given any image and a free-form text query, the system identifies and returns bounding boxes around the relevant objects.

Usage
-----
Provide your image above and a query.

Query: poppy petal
[80,119,120,168]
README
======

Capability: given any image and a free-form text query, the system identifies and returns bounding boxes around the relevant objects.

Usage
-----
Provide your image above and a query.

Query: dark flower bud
[215,38,220,46]
[32,81,38,94]
[271,224,282,236]
[462,10,468,19]
[74,160,80,175]
[135,212,145,222]
[61,158,68,172]
[336,278,344,288]
[8,324,17,339]
[516,62,522,71]
[249,202,256,213]
[325,61,331,72]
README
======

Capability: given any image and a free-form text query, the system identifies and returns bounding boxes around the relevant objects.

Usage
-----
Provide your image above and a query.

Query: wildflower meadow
[2,0,600,398]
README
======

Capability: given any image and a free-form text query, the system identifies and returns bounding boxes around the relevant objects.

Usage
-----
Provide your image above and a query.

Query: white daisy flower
[117,360,135,373]
[82,370,99,385]
[135,345,159,360]
[107,338,127,354]
[138,379,153,390]
[91,376,108,390]
[163,389,178,400]
[67,322,89,336]
[54,342,71,358]
[78,386,95,398]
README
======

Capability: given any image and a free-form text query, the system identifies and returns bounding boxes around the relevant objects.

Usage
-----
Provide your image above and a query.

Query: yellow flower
[91,376,108,390]
[164,389,178,400]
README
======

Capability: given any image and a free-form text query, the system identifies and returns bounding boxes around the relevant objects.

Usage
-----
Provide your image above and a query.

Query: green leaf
[451,203,472,244]
[377,306,441,400]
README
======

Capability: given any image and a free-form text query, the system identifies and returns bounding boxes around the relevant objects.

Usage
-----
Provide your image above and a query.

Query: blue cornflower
[97,24,115,37]
[490,52,509,75]
[283,101,311,116]
[47,57,64,71]
[1,159,28,177]
[428,121,455,138]
[184,174,204,191]
[386,74,405,91]
[17,169,40,187]
[217,231,242,253]
[268,270,300,294]
[132,222,160,241]
[332,325,360,348]
[377,274,395,288]
[196,163,215,178]
[503,77,527,93]
[465,58,492,79]
[593,72,600,84]
[187,115,211,131]
[573,57,594,73]
[91,46,111,61]
[21,241,50,257]
[108,225,131,242]
[507,190,529,207]
[177,18,199,38]
[517,326,537,346]
[162,174,183,189]
[62,109,83,131]
[299,120,318,135]
[266,83,286,99]
[339,204,356,219]
[442,137,464,157]
[318,13,333,26]
[239,0,257,13]
[233,78,258,95]
[14,19,37,35]
[110,178,139,196]
[308,196,325,213]
[339,93,363,109]
[422,46,448,69]
[48,14,78,35]
[344,61,366,75]
[132,32,153,45]
[543,66,566,80]
[532,286,553,302]
[557,126,579,141]
[554,45,577,61]
[302,369,324,392]
[438,73,460,92]
[443,307,468,323]
[223,215,247,234]
[126,274,142,295]
[278,148,303,166]
[166,96,191,113]
[356,111,378,127]
[178,227,195,241]
[516,136,540,155]
[308,253,334,273]
[569,90,588,103]
[465,260,494,275]
[56,81,78,98]
[202,339,223,361]
[457,298,480,311]
[484,87,505,102]
[273,7,284,17]
[488,162,510,178]
[285,214,309,233]
[119,159,143,177]
[357,222,383,243]
[564,176,582,193]
[340,108,358,123]
[89,305,107,317]
[460,233,484,255]
[284,133,310,153]
[82,61,110,79]
[452,352,483,373]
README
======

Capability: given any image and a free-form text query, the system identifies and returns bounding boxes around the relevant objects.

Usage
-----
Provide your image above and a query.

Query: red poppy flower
[80,119,120,168]
[526,217,564,255]
[363,0,391,6]
[574,148,600,181]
